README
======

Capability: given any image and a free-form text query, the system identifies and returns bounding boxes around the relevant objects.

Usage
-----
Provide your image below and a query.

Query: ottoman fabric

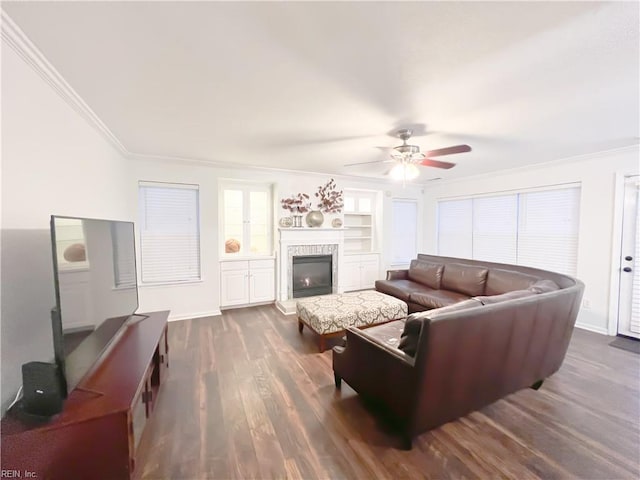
[296,291,408,335]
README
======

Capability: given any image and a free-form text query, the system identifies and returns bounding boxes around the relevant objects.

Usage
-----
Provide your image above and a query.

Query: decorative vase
[306,210,324,227]
[279,216,293,228]
[292,215,303,227]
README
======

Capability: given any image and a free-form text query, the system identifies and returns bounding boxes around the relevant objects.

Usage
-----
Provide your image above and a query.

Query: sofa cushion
[485,269,541,296]
[409,289,469,309]
[441,263,489,297]
[364,319,406,349]
[529,279,560,293]
[474,289,536,305]
[375,279,431,302]
[426,298,484,318]
[398,315,423,356]
[407,260,444,290]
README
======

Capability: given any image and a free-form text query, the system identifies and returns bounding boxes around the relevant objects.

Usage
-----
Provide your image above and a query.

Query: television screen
[50,216,138,393]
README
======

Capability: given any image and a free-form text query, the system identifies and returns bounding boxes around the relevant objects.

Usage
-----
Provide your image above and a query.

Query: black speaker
[21,361,65,417]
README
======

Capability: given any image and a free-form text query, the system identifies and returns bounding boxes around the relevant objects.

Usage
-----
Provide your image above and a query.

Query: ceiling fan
[345,128,471,181]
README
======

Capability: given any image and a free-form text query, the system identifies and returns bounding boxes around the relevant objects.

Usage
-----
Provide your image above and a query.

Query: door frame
[607,172,639,335]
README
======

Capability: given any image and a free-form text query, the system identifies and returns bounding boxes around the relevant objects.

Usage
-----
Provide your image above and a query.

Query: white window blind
[391,199,418,264]
[437,185,580,276]
[438,199,472,258]
[138,182,201,284]
[112,222,136,288]
[472,194,518,264]
[517,187,580,276]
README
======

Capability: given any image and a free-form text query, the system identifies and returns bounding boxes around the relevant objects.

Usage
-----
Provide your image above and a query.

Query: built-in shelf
[342,192,377,253]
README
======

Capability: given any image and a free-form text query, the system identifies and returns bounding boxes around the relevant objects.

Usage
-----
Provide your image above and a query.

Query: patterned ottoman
[296,291,408,352]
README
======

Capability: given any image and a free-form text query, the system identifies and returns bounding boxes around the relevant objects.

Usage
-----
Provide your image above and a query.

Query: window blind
[472,194,518,264]
[517,187,580,276]
[391,199,418,264]
[438,199,472,258]
[437,185,580,276]
[138,183,201,284]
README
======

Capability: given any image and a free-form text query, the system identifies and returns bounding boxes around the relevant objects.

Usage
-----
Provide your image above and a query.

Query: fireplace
[292,255,332,298]
[276,229,344,313]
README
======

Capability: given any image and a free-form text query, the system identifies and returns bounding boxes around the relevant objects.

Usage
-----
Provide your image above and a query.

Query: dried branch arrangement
[280,193,311,213]
[315,178,344,213]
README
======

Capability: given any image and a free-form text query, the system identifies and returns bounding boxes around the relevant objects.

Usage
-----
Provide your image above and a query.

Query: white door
[618,175,640,338]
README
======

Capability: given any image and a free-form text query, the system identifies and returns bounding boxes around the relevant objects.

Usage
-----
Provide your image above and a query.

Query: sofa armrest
[342,326,415,365]
[333,326,416,424]
[386,269,409,281]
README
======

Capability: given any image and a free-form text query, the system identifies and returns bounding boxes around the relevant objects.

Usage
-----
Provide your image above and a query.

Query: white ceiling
[3,1,639,183]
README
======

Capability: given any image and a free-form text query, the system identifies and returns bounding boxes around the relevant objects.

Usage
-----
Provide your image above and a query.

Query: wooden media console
[1,310,170,480]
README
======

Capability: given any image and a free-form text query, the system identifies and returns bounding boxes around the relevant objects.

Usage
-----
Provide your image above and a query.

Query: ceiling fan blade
[344,159,394,167]
[420,158,456,169]
[423,144,472,157]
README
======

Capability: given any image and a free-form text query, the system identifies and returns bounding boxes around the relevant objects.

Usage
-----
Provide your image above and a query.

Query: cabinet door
[342,260,361,292]
[360,259,380,289]
[158,327,169,382]
[131,387,148,449]
[249,267,275,303]
[220,269,249,306]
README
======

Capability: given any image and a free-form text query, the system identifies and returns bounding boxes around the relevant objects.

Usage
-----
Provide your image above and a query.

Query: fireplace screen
[292,255,332,298]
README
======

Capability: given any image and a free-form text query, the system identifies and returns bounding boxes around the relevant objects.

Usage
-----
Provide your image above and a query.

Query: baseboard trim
[275,300,297,316]
[168,310,222,322]
[220,301,275,312]
[575,322,610,336]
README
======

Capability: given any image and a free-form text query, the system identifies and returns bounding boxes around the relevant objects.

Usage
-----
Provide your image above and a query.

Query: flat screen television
[50,215,139,395]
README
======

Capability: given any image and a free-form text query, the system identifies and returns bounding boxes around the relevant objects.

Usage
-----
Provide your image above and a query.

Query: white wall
[127,157,424,320]
[422,146,639,334]
[1,43,130,410]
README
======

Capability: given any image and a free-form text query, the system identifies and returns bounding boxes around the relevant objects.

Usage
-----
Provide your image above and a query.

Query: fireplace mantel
[276,227,345,314]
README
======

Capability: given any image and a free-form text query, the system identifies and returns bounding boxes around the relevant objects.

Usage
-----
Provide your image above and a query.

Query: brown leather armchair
[333,255,584,448]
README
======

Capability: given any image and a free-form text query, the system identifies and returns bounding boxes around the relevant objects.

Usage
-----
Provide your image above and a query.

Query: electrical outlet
[582,298,591,309]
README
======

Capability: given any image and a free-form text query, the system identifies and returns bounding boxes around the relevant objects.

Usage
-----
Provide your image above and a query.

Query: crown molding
[7,8,629,189]
[0,12,407,187]
[1,10,129,156]
[0,10,439,188]
[127,151,403,185]
[430,142,640,188]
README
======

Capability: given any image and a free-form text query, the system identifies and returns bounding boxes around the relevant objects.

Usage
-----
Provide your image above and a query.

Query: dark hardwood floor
[136,305,640,479]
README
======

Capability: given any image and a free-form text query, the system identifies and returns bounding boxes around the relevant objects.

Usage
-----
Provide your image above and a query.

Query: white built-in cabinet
[343,190,377,254]
[343,253,380,292]
[220,259,275,308]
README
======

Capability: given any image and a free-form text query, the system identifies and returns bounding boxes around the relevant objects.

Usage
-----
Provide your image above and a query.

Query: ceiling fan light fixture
[391,149,425,163]
[389,162,420,181]
[393,144,420,155]
[343,127,468,173]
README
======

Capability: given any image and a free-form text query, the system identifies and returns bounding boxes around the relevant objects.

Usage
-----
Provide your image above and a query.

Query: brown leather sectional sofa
[375,255,561,313]
[332,254,584,449]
